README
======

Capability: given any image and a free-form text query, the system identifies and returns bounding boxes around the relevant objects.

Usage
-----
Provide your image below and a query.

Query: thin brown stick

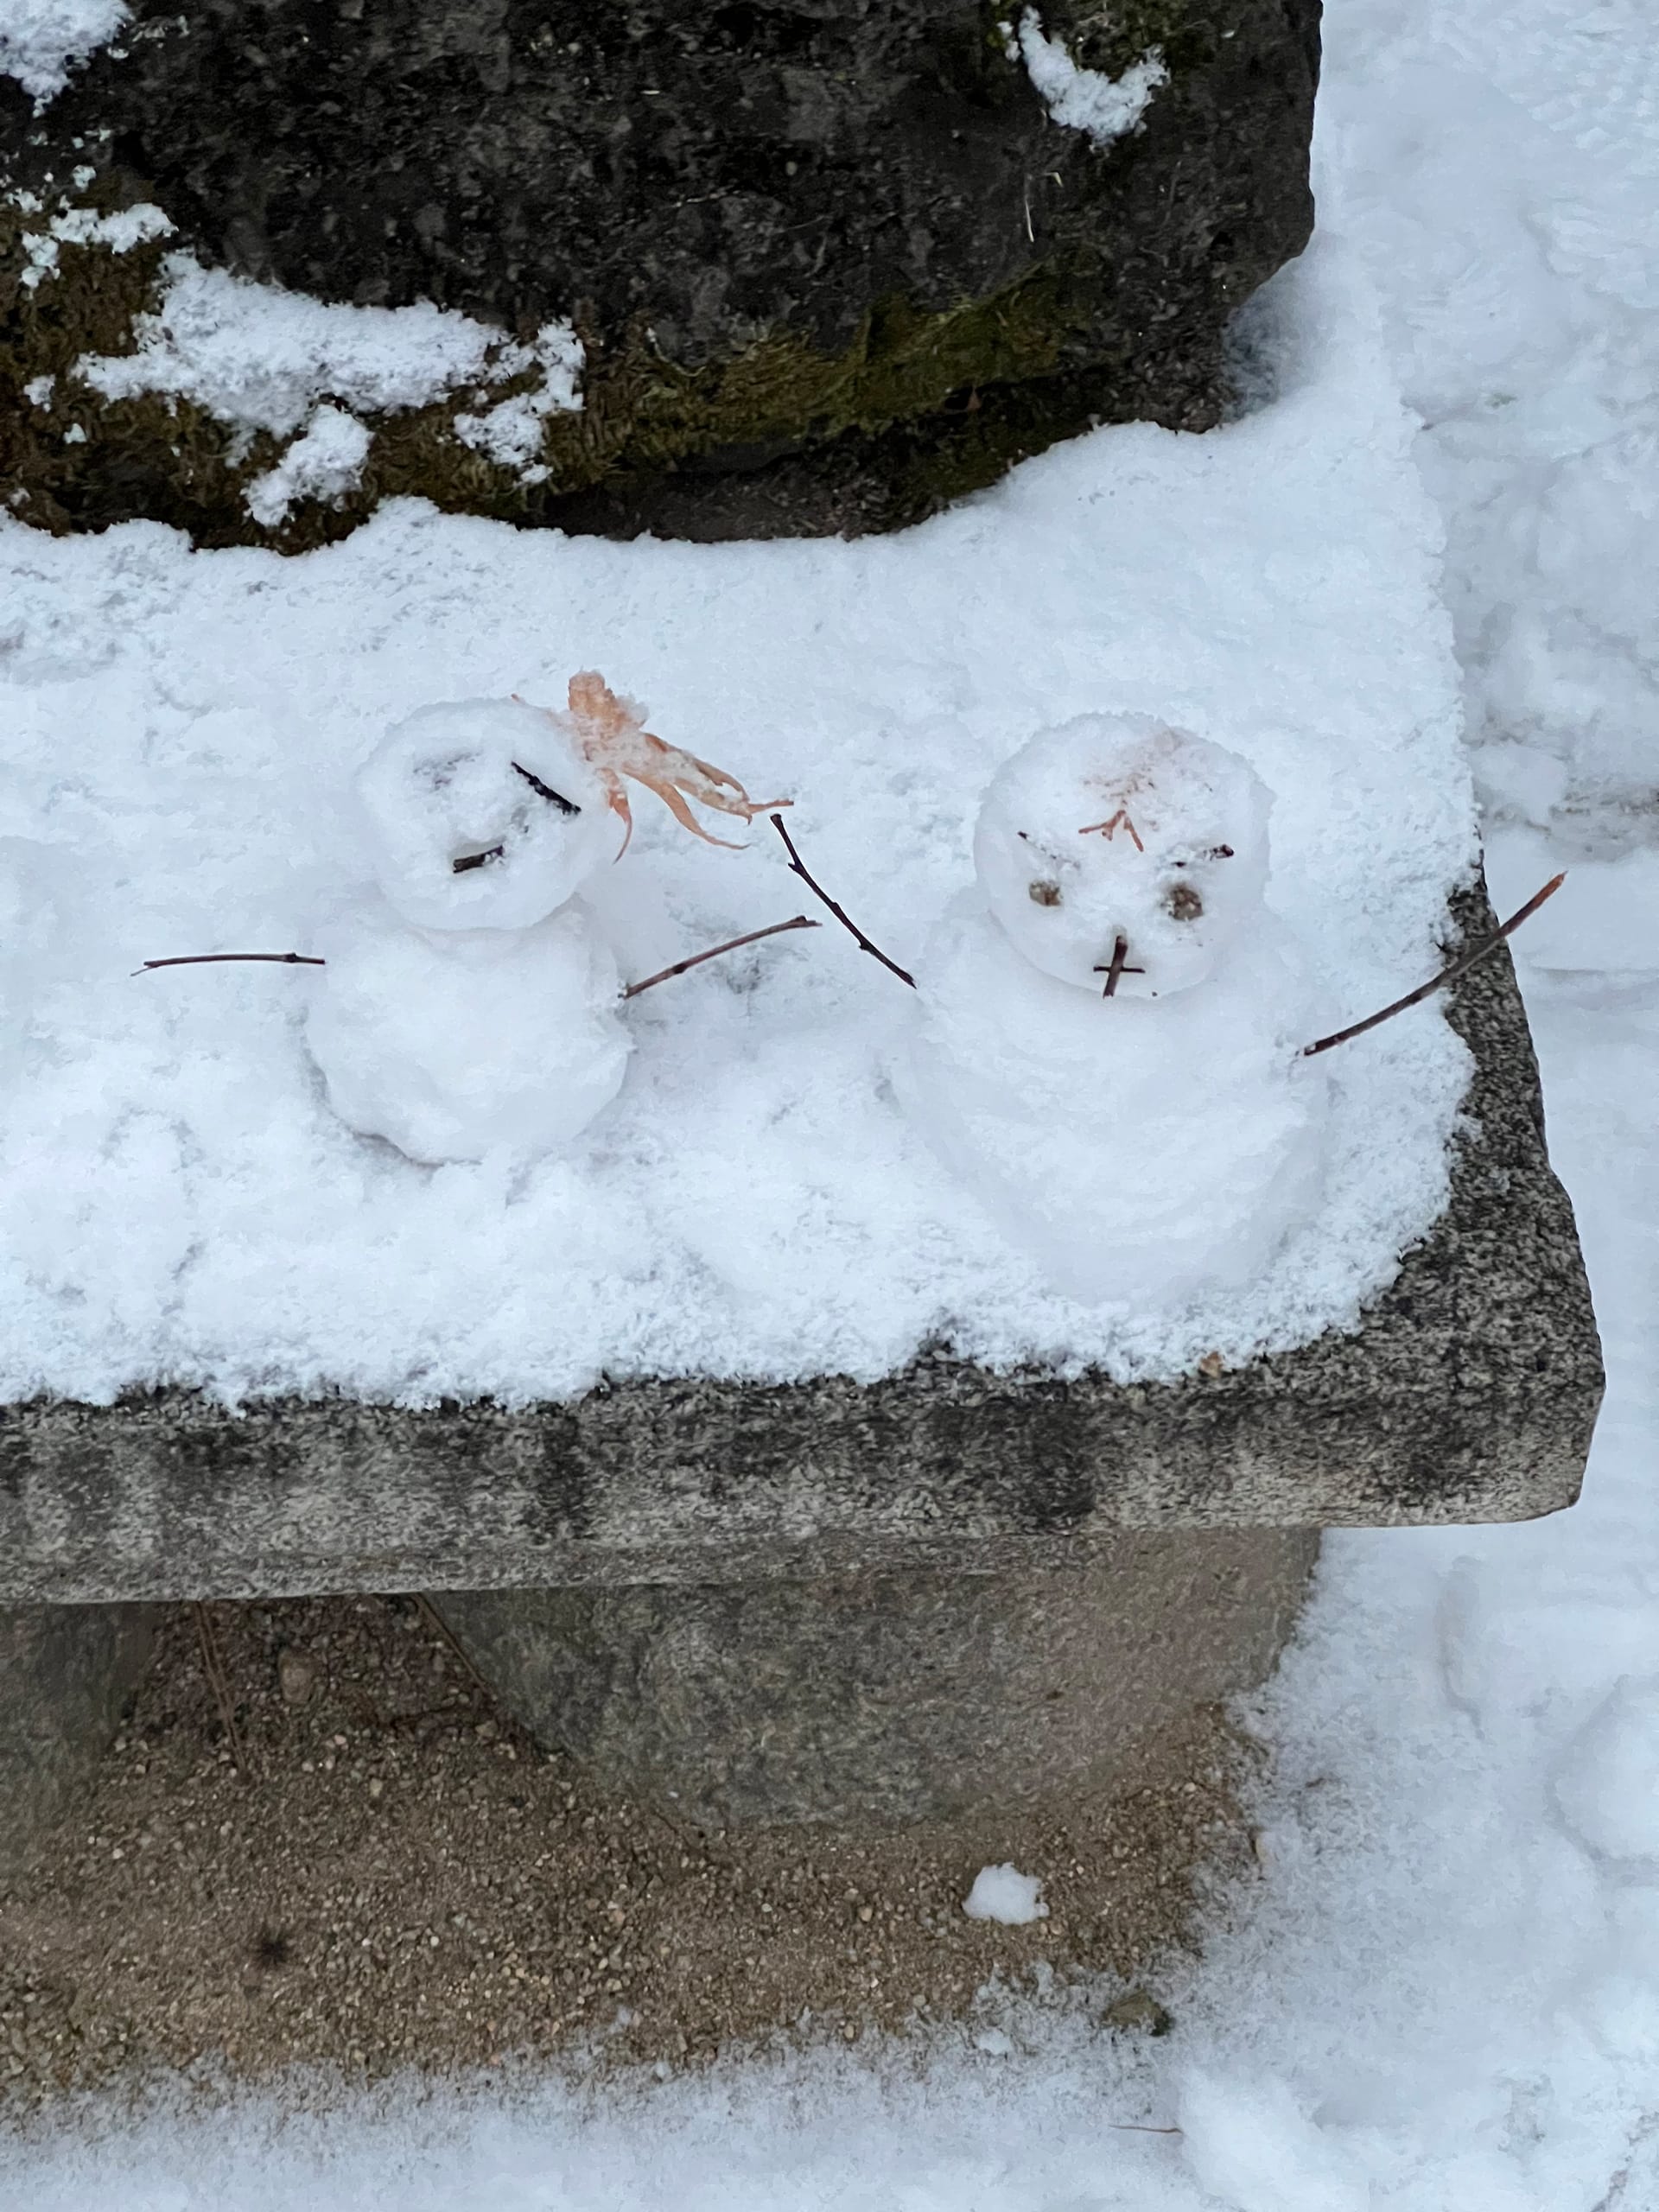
[770,815,916,988]
[1111,2124,1184,2137]
[193,1600,250,1777]
[134,951,325,977]
[511,760,580,815]
[1302,873,1565,1058]
[623,913,820,1000]
[1101,935,1131,998]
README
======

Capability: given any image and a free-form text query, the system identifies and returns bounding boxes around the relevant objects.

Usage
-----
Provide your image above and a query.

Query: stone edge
[0,881,1605,1600]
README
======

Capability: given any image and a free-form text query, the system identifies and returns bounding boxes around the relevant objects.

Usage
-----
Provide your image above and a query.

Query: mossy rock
[0,0,1319,547]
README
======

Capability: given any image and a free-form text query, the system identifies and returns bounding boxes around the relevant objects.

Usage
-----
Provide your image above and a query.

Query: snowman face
[973,715,1272,996]
[357,699,618,932]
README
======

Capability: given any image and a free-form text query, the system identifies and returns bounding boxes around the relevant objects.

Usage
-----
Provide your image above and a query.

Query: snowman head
[357,699,618,933]
[973,715,1273,996]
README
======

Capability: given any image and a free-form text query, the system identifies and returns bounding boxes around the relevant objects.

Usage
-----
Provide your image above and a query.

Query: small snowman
[307,675,783,1165]
[906,714,1328,1306]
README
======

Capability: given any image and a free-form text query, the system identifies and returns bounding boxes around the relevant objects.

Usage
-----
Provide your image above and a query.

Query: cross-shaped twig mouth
[1093,936,1144,997]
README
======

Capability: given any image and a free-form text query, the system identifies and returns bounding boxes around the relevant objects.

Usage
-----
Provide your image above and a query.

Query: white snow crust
[0,235,1475,1406]
[0,0,126,100]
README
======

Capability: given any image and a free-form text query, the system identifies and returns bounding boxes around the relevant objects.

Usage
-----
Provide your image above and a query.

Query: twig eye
[512,760,579,815]
[1028,879,1063,907]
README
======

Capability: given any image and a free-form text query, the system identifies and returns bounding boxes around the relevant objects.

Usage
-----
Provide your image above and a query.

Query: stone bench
[0,886,1603,1856]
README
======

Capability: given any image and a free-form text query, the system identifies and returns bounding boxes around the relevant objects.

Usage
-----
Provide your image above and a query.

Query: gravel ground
[0,1595,1257,2110]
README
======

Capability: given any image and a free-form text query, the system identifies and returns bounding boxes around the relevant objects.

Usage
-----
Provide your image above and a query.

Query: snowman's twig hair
[134,950,327,976]
[1301,874,1564,1058]
[769,815,916,988]
[623,914,820,1000]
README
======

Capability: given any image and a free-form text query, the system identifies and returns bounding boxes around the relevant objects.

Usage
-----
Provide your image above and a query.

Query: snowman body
[909,715,1327,1307]
[306,699,632,1165]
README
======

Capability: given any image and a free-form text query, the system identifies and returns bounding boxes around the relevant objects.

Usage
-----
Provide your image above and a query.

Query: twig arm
[769,814,916,988]
[1302,873,1564,1058]
[623,914,819,1000]
[134,951,327,977]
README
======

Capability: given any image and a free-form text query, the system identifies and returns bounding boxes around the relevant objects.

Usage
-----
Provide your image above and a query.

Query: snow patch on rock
[1004,9,1167,147]
[18,199,172,291]
[245,406,373,527]
[0,0,127,102]
[455,325,584,483]
[78,254,584,443]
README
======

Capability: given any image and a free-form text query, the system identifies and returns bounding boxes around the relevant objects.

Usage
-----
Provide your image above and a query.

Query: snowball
[974,717,1273,998]
[357,700,619,934]
[304,894,630,1164]
[963,1865,1048,1925]
[906,902,1325,1307]
[1551,1677,1659,1869]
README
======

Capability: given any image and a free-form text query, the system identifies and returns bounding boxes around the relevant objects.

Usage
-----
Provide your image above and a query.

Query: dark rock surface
[0,882,1603,1607]
[1,0,1320,543]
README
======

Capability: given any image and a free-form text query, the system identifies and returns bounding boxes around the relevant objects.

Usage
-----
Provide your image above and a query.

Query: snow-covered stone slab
[0,243,1601,1601]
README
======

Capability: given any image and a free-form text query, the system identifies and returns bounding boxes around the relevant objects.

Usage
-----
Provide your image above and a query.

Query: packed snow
[1,0,1657,2202]
[906,720,1325,1306]
[962,1866,1049,1926]
[0,237,1475,1406]
[306,895,631,1168]
[305,699,636,1162]
[353,701,618,937]
[0,0,125,102]
[1004,10,1169,147]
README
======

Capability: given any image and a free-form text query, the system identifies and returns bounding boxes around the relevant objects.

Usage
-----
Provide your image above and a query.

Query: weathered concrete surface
[0,1604,157,1876]
[435,1532,1319,1827]
[0,0,1319,543]
[0,882,1603,1605]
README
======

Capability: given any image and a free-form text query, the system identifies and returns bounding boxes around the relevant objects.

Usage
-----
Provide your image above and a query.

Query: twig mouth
[1093,937,1144,997]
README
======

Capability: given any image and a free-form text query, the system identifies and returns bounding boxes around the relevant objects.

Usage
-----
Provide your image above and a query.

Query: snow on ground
[1320,0,1659,853]
[0,238,1474,1408]
[3,0,1656,2199]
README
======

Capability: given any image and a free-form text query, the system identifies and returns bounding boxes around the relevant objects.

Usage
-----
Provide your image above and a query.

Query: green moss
[0,184,1216,550]
[1060,0,1220,79]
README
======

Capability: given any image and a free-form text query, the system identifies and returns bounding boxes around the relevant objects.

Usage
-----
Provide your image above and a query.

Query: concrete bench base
[435,1529,1319,1828]
[0,1603,157,1877]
